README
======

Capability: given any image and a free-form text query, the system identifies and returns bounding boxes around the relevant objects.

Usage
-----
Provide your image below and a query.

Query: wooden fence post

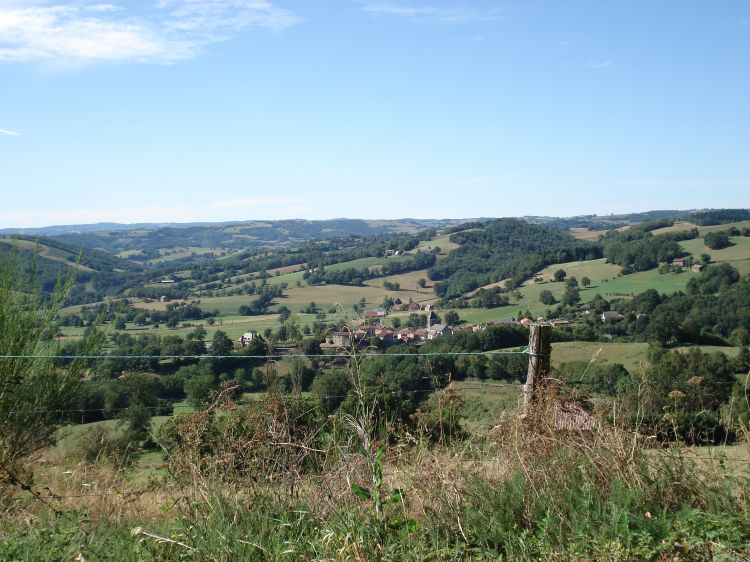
[523,324,552,415]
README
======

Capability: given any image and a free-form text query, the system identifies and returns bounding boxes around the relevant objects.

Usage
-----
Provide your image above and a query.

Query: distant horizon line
[1,207,744,233]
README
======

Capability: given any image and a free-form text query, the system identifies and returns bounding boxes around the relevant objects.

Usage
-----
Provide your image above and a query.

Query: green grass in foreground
[3,444,749,561]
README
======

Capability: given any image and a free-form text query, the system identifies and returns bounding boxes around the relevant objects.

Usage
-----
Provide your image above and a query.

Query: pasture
[681,236,750,276]
[445,257,697,321]
[364,268,432,293]
[444,307,518,326]
[652,219,750,237]
[416,234,460,254]
[541,341,738,374]
[583,268,697,297]
[510,258,624,317]
[548,341,650,373]
[698,220,750,235]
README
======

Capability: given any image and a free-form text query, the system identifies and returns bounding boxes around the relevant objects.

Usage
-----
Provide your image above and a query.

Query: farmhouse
[413,328,429,341]
[672,258,685,268]
[237,331,259,347]
[601,311,625,323]
[365,309,387,319]
[354,325,376,339]
[427,324,453,340]
[692,264,704,273]
[377,327,395,342]
[331,332,352,347]
[395,327,415,341]
[375,325,392,337]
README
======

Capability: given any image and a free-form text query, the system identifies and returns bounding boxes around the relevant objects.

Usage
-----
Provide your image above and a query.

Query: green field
[650,220,698,236]
[445,307,518,326]
[498,258,690,319]
[416,235,460,255]
[681,236,750,276]
[524,260,676,316]
[364,268,434,294]
[540,341,739,374]
[510,259,623,317]
[268,268,308,286]
[580,267,698,298]
[697,220,750,235]
[548,341,651,373]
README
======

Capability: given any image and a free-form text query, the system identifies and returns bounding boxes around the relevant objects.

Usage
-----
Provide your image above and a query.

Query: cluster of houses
[330,322,457,347]
[235,304,634,351]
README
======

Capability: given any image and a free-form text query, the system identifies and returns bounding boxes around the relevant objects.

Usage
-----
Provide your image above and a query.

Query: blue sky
[0,1,748,228]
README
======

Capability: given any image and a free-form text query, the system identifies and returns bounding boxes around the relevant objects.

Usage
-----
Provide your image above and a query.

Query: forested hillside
[428,218,601,298]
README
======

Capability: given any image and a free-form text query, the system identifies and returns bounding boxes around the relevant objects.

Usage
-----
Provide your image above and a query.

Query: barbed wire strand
[0,348,531,360]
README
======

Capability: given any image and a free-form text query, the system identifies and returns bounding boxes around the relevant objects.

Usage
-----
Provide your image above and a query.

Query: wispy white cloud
[208,196,301,209]
[0,128,20,136]
[587,60,614,69]
[0,1,300,65]
[361,2,504,24]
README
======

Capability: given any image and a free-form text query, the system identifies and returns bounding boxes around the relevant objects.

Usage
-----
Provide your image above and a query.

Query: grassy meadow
[681,235,750,276]
[416,234,460,255]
